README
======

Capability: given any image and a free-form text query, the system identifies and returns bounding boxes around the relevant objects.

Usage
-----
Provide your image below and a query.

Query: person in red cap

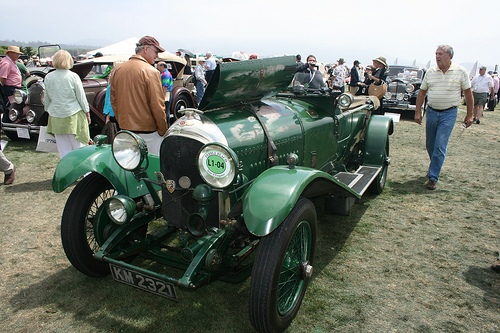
[110,36,167,155]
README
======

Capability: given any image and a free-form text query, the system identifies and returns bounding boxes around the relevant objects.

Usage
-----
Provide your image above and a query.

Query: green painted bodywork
[52,144,161,196]
[200,56,296,110]
[362,115,394,166]
[241,166,357,236]
[54,55,394,298]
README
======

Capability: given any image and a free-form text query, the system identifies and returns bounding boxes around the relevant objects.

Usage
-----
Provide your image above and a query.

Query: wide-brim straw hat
[6,46,23,55]
[373,56,387,67]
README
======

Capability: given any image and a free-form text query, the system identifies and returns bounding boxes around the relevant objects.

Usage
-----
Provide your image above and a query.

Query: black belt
[429,106,457,112]
[132,130,155,134]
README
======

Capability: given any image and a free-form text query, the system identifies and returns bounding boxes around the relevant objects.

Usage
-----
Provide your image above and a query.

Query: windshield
[387,66,424,80]
[38,45,61,66]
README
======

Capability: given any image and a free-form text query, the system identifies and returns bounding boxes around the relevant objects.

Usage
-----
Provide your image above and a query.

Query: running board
[334,166,381,196]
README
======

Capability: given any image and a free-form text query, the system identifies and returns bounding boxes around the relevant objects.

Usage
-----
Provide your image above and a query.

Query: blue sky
[3,0,499,71]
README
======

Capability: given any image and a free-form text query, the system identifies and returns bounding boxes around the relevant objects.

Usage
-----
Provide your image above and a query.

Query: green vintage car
[53,55,393,333]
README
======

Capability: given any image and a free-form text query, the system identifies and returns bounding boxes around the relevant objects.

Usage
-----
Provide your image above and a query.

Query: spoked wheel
[172,94,191,120]
[61,172,116,277]
[249,198,317,333]
[368,139,390,194]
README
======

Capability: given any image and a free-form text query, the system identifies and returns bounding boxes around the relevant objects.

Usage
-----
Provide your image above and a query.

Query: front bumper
[382,101,416,110]
[2,122,41,134]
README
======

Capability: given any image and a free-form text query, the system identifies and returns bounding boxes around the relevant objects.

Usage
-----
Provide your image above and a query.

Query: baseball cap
[137,36,165,53]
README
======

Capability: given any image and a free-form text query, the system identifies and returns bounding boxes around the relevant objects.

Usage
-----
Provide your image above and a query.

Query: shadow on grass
[388,176,451,195]
[1,178,53,192]
[311,196,370,275]
[463,266,500,307]
[7,196,377,333]
[9,265,254,333]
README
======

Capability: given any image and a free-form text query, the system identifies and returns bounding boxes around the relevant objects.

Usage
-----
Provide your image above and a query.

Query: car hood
[199,56,296,110]
[71,61,94,80]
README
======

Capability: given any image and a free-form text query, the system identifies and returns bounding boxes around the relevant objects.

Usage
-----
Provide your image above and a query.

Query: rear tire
[368,139,389,194]
[249,198,317,333]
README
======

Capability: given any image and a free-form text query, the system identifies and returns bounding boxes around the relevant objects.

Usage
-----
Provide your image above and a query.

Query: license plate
[110,264,178,300]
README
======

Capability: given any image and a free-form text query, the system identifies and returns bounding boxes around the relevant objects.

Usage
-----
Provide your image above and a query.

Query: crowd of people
[295,54,389,98]
[1,40,499,271]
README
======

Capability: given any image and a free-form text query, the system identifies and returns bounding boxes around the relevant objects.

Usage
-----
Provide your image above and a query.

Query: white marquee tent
[85,37,139,58]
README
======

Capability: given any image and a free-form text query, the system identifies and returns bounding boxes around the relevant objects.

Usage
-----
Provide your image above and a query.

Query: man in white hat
[0,46,23,98]
[194,57,207,103]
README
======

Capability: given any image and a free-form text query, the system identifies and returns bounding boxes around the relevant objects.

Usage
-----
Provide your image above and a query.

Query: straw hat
[373,56,387,67]
[6,46,22,55]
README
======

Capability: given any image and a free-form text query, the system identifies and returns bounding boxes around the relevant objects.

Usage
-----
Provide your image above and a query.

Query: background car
[2,51,195,141]
[382,65,426,114]
[1,46,110,140]
[156,51,196,120]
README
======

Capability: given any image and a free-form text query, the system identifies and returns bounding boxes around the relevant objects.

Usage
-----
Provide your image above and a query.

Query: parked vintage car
[382,65,426,113]
[1,49,109,140]
[52,56,393,332]
[2,50,195,140]
[156,51,197,119]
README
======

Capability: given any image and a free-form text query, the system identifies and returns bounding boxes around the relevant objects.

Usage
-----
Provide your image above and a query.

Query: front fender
[52,144,160,196]
[242,166,356,237]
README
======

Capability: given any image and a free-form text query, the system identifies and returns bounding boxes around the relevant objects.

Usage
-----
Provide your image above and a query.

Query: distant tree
[0,46,7,55]
[21,46,35,57]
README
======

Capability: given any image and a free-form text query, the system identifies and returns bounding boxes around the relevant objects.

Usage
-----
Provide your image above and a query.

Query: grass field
[0,105,499,332]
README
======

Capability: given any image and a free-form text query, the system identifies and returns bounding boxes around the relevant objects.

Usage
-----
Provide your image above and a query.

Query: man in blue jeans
[415,45,474,190]
[194,57,207,104]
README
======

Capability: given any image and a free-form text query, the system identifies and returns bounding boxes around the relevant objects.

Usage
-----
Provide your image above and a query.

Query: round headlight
[112,131,148,171]
[384,91,392,100]
[396,93,405,101]
[13,90,27,104]
[26,110,36,123]
[40,90,45,105]
[198,143,238,189]
[8,109,19,122]
[337,93,353,108]
[107,195,136,225]
[405,84,415,93]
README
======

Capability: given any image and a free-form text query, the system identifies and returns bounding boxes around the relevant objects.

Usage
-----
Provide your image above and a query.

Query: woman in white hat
[368,56,388,85]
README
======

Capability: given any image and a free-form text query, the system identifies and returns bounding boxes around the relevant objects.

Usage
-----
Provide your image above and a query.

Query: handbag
[487,96,496,111]
[36,126,58,153]
[368,83,387,99]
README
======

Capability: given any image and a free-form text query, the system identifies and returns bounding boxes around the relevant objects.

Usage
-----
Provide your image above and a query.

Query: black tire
[172,94,191,120]
[249,198,317,333]
[61,172,116,277]
[368,139,390,194]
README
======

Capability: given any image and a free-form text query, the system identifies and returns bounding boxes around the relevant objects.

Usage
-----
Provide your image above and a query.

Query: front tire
[61,173,116,277]
[249,198,317,333]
